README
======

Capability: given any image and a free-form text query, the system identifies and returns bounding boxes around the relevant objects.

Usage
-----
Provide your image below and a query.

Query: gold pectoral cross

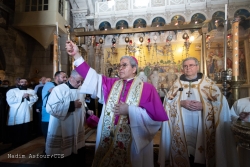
[186,82,192,97]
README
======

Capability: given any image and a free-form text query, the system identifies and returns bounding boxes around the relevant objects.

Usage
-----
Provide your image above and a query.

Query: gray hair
[120,55,138,74]
[70,69,81,77]
[182,57,199,66]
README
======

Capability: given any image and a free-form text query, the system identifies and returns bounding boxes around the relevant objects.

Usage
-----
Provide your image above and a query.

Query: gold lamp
[182,32,193,57]
[139,37,144,43]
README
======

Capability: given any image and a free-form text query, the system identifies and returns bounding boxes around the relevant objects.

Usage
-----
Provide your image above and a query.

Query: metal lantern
[125,37,129,43]
[99,38,103,44]
[182,33,189,40]
[139,37,144,43]
[112,37,116,44]
[167,35,173,41]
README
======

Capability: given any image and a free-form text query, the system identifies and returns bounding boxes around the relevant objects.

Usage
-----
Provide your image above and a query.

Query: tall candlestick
[232,20,239,77]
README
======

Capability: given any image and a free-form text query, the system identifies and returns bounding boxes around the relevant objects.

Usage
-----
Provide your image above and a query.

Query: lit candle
[225,4,227,20]
[56,22,58,35]
[223,4,228,71]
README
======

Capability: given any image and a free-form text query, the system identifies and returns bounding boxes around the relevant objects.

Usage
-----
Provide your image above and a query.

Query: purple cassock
[75,62,169,122]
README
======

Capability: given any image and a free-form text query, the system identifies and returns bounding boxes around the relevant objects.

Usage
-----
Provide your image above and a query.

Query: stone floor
[0,128,161,167]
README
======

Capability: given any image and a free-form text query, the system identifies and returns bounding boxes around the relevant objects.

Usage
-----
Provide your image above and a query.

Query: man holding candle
[158,57,239,167]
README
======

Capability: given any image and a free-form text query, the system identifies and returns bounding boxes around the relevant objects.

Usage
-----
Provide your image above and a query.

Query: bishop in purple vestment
[65,40,168,167]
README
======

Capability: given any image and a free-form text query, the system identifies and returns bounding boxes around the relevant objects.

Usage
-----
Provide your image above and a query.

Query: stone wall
[0,26,69,85]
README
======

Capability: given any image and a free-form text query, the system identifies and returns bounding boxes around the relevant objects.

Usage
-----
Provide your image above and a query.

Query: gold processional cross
[186,82,192,97]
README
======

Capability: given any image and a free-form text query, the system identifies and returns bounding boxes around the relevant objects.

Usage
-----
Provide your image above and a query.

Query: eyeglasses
[183,64,197,69]
[76,80,82,84]
[117,63,129,69]
[73,78,82,84]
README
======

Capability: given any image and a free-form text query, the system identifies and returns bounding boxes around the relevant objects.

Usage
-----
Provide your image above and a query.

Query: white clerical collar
[124,77,134,81]
[185,75,198,81]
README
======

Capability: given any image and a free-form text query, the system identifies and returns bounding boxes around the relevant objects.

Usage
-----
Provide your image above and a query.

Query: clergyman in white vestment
[158,57,239,167]
[45,70,94,161]
[7,78,38,146]
[231,97,250,167]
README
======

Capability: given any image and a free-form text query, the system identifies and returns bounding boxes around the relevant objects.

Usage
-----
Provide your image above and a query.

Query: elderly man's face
[183,59,199,79]
[118,58,136,80]
[70,75,83,88]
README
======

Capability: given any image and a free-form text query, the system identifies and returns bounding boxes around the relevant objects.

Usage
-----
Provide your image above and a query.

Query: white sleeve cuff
[73,57,85,67]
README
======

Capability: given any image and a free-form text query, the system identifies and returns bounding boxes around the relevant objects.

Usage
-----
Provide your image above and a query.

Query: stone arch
[189,13,207,24]
[234,9,250,30]
[99,21,112,31]
[231,7,250,19]
[208,11,225,32]
[149,15,168,25]
[151,17,166,27]
[187,11,209,21]
[115,20,129,29]
[133,18,147,28]
[169,15,186,25]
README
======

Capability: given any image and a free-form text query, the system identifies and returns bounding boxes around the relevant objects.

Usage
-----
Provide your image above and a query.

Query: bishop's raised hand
[65,40,81,59]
